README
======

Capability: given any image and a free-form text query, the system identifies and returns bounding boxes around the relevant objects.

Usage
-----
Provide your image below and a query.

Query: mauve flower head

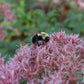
[4,9,16,23]
[0,31,84,84]
[0,2,16,23]
[0,2,10,13]
[76,0,84,9]
[52,0,60,4]
[13,29,19,35]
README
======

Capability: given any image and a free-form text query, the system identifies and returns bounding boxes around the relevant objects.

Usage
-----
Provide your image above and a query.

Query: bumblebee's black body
[32,32,50,46]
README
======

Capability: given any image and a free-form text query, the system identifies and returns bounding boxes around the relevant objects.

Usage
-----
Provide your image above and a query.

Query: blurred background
[0,0,84,63]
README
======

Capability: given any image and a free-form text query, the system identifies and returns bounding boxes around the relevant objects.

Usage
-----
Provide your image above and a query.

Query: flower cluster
[0,32,84,84]
[0,2,18,42]
[76,0,84,10]
[0,2,16,23]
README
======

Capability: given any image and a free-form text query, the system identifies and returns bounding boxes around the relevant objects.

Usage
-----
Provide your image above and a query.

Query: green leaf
[64,14,83,24]
[54,22,61,32]
[8,40,20,51]
[1,22,12,26]
[62,28,72,34]
[20,80,27,84]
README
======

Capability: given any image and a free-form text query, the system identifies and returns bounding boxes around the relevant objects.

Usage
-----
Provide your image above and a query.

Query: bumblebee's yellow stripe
[37,32,49,39]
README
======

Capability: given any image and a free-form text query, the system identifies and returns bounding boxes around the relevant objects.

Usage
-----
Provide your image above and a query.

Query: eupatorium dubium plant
[0,2,16,23]
[0,2,18,42]
[0,32,84,84]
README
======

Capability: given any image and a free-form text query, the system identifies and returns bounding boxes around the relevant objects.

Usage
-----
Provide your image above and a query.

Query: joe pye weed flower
[0,31,84,84]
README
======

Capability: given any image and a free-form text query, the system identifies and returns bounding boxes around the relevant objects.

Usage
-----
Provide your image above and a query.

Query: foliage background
[0,0,84,83]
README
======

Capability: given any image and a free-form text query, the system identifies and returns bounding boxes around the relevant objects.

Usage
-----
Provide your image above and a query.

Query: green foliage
[20,80,27,84]
[74,71,83,83]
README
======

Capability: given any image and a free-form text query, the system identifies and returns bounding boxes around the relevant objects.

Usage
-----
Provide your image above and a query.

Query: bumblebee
[32,32,50,46]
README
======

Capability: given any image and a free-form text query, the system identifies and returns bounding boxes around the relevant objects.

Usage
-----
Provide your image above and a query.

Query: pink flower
[0,2,10,13]
[77,0,84,9]
[0,32,84,84]
[4,9,16,23]
[13,29,19,35]
[0,2,16,23]
[52,0,60,4]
